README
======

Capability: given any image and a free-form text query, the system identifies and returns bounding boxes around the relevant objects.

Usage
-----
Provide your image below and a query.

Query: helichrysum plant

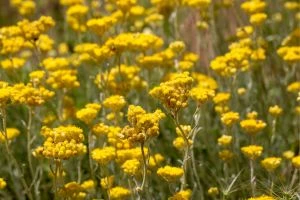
[0,0,299,199]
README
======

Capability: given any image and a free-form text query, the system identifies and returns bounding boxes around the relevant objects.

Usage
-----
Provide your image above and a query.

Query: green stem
[27,106,34,179]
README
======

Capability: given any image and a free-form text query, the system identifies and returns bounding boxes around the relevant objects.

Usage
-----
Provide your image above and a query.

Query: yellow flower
[236,26,253,38]
[157,165,184,182]
[76,103,101,124]
[217,135,232,146]
[47,69,80,89]
[58,181,86,199]
[92,123,110,136]
[92,147,116,165]
[261,157,282,172]
[169,189,192,200]
[11,83,54,106]
[219,149,234,162]
[240,119,266,135]
[34,125,87,160]
[109,186,131,200]
[248,195,275,200]
[121,159,141,176]
[175,125,191,137]
[292,156,300,169]
[250,13,267,26]
[237,87,246,95]
[207,187,219,196]
[0,178,7,189]
[241,0,266,14]
[0,128,20,142]
[101,176,114,189]
[148,154,165,168]
[190,87,215,105]
[29,70,46,85]
[213,92,231,105]
[173,137,193,150]
[287,81,300,93]
[1,57,26,70]
[268,105,283,117]
[150,72,193,114]
[221,111,240,127]
[241,145,263,160]
[282,150,295,160]
[103,95,126,112]
[121,105,165,143]
[169,41,185,53]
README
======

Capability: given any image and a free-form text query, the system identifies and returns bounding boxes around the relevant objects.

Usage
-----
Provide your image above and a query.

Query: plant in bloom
[261,157,282,172]
[157,165,184,182]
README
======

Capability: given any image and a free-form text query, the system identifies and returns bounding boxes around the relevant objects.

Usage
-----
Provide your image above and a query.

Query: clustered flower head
[0,178,6,189]
[34,125,87,160]
[248,195,275,200]
[0,128,20,142]
[261,157,282,172]
[121,159,141,176]
[58,180,95,200]
[121,105,165,143]
[157,165,184,182]
[241,145,263,160]
[221,111,240,127]
[150,72,193,114]
[103,95,126,112]
[76,103,101,124]
[91,146,116,165]
[10,83,54,106]
[169,189,192,200]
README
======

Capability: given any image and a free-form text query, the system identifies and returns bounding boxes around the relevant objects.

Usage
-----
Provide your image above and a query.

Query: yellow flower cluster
[121,105,165,143]
[0,128,20,142]
[35,126,87,160]
[42,57,70,71]
[240,118,267,136]
[150,72,193,114]
[217,135,232,146]
[261,157,281,172]
[169,189,192,200]
[105,32,163,53]
[17,16,55,41]
[210,39,252,77]
[190,87,215,105]
[76,103,101,124]
[10,0,36,16]
[95,65,146,94]
[116,147,148,164]
[1,57,26,71]
[0,82,12,107]
[87,12,121,36]
[213,92,231,114]
[207,187,219,196]
[0,178,6,189]
[292,156,300,169]
[29,70,45,85]
[35,34,54,52]
[66,4,89,32]
[277,46,300,63]
[268,105,283,117]
[103,95,126,112]
[221,111,240,127]
[241,145,263,160]
[121,159,141,176]
[47,69,80,89]
[219,149,234,161]
[241,0,267,26]
[157,165,184,182]
[59,0,83,7]
[58,181,94,200]
[11,83,54,106]
[91,146,116,165]
[109,186,131,200]
[287,81,300,93]
[248,195,275,200]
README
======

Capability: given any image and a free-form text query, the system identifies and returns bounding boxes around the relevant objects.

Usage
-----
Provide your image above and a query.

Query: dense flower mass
[0,0,298,199]
[35,126,87,159]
